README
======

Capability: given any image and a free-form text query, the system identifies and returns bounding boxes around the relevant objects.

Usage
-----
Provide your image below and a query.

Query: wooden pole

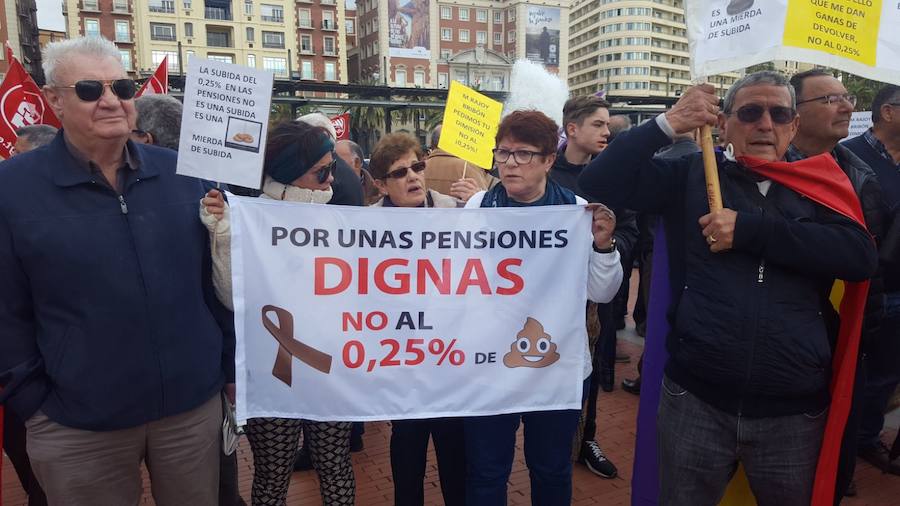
[462,161,468,179]
[699,125,722,212]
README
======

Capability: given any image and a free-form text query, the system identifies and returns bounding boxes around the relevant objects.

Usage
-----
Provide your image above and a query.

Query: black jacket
[579,119,877,417]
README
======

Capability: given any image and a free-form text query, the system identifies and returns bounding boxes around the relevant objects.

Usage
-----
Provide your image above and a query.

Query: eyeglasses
[492,148,545,165]
[312,157,337,184]
[381,160,426,180]
[796,94,857,107]
[729,104,796,125]
[58,79,137,102]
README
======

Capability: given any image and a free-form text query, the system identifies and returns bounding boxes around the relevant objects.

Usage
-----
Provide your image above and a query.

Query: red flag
[740,153,871,506]
[331,113,350,140]
[0,42,61,159]
[136,56,169,97]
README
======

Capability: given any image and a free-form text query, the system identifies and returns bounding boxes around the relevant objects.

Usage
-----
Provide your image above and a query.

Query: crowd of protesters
[1,35,899,506]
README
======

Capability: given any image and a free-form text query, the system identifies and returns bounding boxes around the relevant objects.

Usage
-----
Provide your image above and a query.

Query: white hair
[296,112,337,139]
[43,37,123,86]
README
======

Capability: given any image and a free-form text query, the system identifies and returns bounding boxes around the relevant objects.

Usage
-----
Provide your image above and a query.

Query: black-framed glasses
[59,79,137,102]
[382,160,426,180]
[797,93,857,107]
[312,157,337,184]
[730,104,796,125]
[492,148,545,165]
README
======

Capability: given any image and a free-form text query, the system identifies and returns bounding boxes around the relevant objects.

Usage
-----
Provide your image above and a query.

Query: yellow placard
[438,81,503,170]
[782,0,881,66]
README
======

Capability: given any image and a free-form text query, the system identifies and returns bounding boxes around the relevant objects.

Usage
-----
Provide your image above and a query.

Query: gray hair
[608,115,632,137]
[337,139,364,163]
[42,37,123,87]
[723,70,795,113]
[15,124,58,148]
[135,94,183,150]
[296,112,337,139]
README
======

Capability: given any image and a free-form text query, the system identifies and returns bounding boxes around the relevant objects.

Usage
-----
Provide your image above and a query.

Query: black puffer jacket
[579,119,878,417]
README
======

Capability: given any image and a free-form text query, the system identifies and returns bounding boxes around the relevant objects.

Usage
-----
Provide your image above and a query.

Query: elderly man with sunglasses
[579,70,877,505]
[0,37,234,505]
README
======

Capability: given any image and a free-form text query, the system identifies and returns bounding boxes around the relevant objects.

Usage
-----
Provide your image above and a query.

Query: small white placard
[177,58,273,189]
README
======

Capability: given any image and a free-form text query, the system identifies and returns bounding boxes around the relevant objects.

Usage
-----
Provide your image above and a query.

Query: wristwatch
[593,237,617,254]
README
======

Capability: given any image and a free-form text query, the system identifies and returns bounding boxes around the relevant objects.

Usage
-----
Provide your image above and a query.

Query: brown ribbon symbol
[261,305,333,386]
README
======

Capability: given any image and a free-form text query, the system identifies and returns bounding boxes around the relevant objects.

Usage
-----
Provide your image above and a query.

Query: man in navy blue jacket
[579,71,877,505]
[0,37,234,505]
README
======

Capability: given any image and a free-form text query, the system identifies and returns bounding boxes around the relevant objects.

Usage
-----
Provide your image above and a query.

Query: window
[300,34,313,52]
[476,9,487,22]
[458,8,469,21]
[301,60,314,79]
[207,54,234,63]
[414,69,425,87]
[183,22,193,38]
[459,29,469,43]
[244,0,252,15]
[345,20,354,34]
[149,0,175,13]
[440,6,451,19]
[247,54,256,67]
[84,19,100,38]
[150,23,176,41]
[493,32,501,44]
[260,4,283,22]
[298,9,311,27]
[395,68,406,85]
[440,49,451,60]
[246,27,254,41]
[113,0,129,12]
[183,0,191,9]
[507,30,515,43]
[119,50,131,70]
[322,11,335,30]
[152,50,179,71]
[186,50,195,61]
[507,9,515,22]
[207,29,231,47]
[263,56,287,76]
[82,0,99,11]
[441,28,451,41]
[438,72,448,89]
[493,10,501,23]
[476,31,486,44]
[262,31,285,48]
[324,61,336,81]
[323,36,336,55]
[115,20,130,41]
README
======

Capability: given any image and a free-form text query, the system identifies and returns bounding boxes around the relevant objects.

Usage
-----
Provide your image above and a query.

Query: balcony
[321,20,337,30]
[82,0,100,11]
[205,7,232,20]
[261,14,283,22]
[149,1,175,13]
[207,33,233,47]
[298,19,313,28]
[113,0,130,13]
[151,33,177,41]
[263,41,285,49]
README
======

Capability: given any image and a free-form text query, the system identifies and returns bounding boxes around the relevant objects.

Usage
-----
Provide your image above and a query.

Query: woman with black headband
[200,120,356,506]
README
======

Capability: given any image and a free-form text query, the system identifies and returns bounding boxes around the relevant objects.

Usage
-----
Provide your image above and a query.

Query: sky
[36,0,67,31]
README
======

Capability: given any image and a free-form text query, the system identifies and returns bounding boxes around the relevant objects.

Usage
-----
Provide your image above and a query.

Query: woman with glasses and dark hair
[200,120,356,506]
[369,133,460,209]
[462,110,623,505]
[366,133,466,506]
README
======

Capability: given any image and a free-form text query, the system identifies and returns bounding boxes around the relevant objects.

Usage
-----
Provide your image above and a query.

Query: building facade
[567,0,738,98]
[356,0,568,90]
[2,0,44,81]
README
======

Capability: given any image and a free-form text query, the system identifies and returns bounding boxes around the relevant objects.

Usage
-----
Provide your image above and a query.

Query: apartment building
[63,0,348,83]
[356,0,569,90]
[1,0,44,80]
[568,0,738,98]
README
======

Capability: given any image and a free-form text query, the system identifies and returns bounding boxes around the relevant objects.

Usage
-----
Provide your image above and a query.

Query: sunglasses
[59,79,137,102]
[382,160,426,180]
[730,104,796,125]
[312,157,337,184]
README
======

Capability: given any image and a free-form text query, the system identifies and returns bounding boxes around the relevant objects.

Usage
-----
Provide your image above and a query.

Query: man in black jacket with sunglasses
[579,71,877,505]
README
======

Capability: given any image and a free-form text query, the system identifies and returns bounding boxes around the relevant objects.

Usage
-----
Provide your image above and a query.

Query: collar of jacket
[50,131,159,188]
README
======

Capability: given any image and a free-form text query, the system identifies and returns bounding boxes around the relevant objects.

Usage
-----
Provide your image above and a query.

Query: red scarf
[740,153,871,506]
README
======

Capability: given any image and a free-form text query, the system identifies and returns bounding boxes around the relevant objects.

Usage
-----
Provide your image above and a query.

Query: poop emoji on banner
[503,317,560,368]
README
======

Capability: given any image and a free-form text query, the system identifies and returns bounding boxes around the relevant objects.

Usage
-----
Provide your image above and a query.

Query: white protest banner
[685,0,900,84]
[177,58,274,188]
[844,110,872,139]
[230,197,591,422]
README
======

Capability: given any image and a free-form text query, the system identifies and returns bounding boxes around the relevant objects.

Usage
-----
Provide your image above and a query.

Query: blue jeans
[657,375,827,506]
[859,293,900,449]
[463,380,587,505]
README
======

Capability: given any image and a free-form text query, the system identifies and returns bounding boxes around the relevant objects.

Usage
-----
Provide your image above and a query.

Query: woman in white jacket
[201,121,355,506]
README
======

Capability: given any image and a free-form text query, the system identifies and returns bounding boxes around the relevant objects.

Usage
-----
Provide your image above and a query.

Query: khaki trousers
[26,394,222,506]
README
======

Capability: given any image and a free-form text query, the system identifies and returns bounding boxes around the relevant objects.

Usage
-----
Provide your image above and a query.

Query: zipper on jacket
[118,195,128,214]
[757,259,766,283]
